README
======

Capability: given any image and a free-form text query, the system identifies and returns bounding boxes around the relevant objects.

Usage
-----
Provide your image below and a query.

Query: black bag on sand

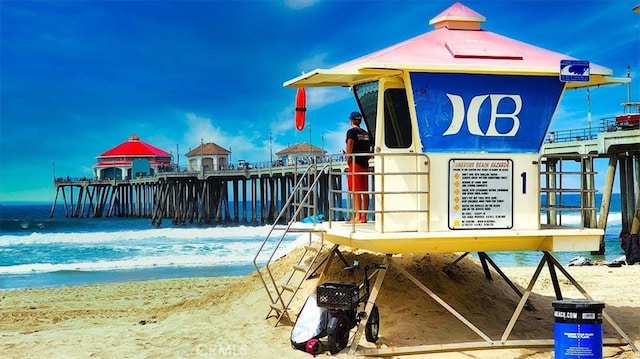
[291,293,327,353]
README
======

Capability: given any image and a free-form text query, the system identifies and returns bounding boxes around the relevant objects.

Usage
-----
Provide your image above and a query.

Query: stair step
[304,245,321,252]
[281,284,296,293]
[270,303,287,313]
[293,264,309,272]
[292,203,314,210]
[286,227,324,233]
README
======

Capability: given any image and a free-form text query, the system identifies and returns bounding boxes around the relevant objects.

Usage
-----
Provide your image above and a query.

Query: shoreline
[2,248,630,291]
[1,251,639,358]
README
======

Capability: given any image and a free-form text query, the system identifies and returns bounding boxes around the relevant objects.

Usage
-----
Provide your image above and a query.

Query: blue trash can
[552,299,605,359]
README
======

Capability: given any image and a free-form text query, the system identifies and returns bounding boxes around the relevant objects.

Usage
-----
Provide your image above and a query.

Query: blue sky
[1,0,638,202]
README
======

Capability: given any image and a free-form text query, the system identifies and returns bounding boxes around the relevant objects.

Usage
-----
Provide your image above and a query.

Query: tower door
[371,76,428,232]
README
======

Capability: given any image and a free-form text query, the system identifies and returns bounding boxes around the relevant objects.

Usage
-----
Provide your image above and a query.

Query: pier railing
[539,153,598,228]
[544,116,638,144]
[52,152,600,231]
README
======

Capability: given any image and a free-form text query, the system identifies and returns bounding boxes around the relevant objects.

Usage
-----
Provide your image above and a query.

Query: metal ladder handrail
[252,162,330,311]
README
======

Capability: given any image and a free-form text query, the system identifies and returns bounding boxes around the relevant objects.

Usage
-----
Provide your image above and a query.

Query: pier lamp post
[308,124,312,163]
[321,131,325,163]
[269,131,273,169]
[587,88,592,139]
[627,65,632,105]
[201,138,204,177]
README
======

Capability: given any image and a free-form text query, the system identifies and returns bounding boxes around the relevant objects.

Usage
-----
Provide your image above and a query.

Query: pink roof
[428,2,485,29]
[285,2,624,89]
[99,134,171,158]
[334,2,608,74]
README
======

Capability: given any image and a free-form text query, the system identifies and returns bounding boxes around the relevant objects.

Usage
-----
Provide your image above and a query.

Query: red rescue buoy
[295,87,306,131]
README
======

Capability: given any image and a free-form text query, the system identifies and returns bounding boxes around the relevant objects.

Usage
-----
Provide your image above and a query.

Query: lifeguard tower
[254,2,636,355]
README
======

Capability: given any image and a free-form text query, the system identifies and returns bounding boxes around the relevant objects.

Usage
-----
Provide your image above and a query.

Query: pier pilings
[50,165,340,226]
[541,127,640,251]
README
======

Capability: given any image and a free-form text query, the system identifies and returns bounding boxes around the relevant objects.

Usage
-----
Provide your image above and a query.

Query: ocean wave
[539,212,621,226]
[0,233,314,275]
[0,225,280,246]
[0,255,255,274]
[1,212,624,246]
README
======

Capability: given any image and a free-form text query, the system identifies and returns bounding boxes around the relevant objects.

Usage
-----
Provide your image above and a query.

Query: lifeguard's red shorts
[347,163,369,192]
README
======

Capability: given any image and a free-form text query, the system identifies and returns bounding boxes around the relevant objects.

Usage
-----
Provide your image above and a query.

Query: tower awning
[284,2,628,89]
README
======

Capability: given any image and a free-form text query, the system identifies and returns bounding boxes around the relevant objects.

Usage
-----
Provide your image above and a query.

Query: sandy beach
[1,246,639,359]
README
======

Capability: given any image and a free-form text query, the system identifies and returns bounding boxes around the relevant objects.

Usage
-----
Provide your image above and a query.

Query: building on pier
[94,133,173,180]
[185,142,231,171]
[276,142,326,165]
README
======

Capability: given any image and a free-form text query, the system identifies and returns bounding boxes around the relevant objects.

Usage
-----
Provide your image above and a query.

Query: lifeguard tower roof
[285,2,626,89]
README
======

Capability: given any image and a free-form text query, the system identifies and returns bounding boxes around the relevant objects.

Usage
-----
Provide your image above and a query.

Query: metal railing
[539,153,598,227]
[544,116,639,144]
[252,162,330,318]
[325,152,431,232]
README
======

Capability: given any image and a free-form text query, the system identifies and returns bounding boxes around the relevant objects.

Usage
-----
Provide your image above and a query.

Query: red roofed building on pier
[94,134,173,180]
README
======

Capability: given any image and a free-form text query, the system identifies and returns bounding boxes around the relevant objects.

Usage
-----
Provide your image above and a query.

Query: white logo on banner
[443,94,522,136]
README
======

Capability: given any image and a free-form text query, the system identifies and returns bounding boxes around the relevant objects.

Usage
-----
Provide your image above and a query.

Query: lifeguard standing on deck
[345,111,372,223]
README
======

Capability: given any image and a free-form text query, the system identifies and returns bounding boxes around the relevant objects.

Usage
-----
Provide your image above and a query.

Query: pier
[50,162,347,226]
[51,118,639,238]
[540,116,640,251]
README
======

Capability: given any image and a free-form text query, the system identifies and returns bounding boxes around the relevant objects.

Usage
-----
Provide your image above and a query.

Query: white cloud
[267,87,352,142]
[270,105,298,135]
[283,0,320,10]
[322,124,349,154]
[307,87,352,109]
[297,52,330,73]
[184,113,227,146]
[183,113,268,166]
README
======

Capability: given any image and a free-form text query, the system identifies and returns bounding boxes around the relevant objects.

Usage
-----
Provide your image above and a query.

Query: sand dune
[1,245,639,358]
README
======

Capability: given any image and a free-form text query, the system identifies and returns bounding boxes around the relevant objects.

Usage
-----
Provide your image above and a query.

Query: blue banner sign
[560,60,590,82]
[410,73,564,153]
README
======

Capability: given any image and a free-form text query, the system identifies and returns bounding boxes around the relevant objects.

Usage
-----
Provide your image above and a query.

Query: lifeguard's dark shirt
[346,127,372,168]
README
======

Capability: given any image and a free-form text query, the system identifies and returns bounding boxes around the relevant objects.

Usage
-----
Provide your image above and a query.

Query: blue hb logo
[409,72,564,153]
[443,94,522,137]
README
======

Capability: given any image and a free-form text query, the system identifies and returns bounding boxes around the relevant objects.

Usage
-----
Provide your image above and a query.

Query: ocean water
[0,203,306,290]
[0,194,626,290]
